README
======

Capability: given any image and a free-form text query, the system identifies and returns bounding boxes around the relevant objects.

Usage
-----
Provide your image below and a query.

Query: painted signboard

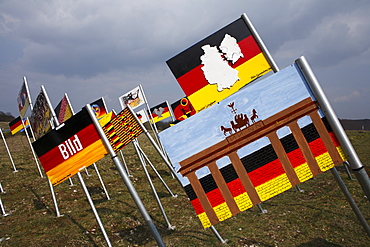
[32,108,108,186]
[166,16,273,113]
[159,63,346,228]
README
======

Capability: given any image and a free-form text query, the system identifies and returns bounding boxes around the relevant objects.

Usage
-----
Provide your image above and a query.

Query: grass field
[0,126,369,246]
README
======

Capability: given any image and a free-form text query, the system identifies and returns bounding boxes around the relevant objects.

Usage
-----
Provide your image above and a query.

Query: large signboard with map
[159,62,347,228]
[166,16,274,113]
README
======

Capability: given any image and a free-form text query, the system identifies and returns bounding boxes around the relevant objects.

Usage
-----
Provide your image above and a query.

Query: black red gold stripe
[9,116,23,135]
[32,108,108,185]
[182,117,344,228]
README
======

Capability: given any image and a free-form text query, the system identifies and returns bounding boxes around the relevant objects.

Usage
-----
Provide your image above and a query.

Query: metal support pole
[133,140,175,230]
[126,106,180,185]
[0,196,9,217]
[295,56,370,199]
[77,172,112,247]
[330,167,370,237]
[241,13,279,73]
[93,163,111,200]
[68,177,75,186]
[257,203,267,214]
[119,150,132,177]
[47,179,63,218]
[0,182,7,216]
[295,185,304,193]
[135,141,177,197]
[84,167,91,176]
[140,85,163,150]
[145,129,180,183]
[23,123,44,177]
[24,126,44,177]
[0,128,18,172]
[343,161,354,180]
[210,226,227,244]
[86,104,166,247]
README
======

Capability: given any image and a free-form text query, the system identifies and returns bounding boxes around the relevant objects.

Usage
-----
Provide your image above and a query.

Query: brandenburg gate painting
[159,63,347,228]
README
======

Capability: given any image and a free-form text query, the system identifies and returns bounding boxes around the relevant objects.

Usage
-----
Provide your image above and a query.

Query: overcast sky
[1,0,369,119]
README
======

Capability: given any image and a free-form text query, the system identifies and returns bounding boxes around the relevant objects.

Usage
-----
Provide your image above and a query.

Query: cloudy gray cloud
[1,0,369,119]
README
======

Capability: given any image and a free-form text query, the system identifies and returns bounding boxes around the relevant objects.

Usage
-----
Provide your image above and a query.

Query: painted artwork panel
[54,94,74,124]
[29,90,52,140]
[9,116,23,135]
[136,109,149,123]
[90,97,108,120]
[102,107,144,152]
[166,17,272,112]
[118,85,145,110]
[32,108,108,186]
[148,101,172,123]
[17,81,30,118]
[160,64,313,177]
[159,63,347,228]
[170,97,196,123]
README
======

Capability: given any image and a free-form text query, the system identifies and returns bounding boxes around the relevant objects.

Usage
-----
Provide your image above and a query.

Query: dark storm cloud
[0,0,369,119]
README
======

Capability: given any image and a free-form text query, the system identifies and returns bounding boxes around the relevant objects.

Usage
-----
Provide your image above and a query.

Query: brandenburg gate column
[309,111,344,165]
[227,151,261,205]
[288,121,321,177]
[266,131,300,186]
[186,171,219,226]
[207,161,241,216]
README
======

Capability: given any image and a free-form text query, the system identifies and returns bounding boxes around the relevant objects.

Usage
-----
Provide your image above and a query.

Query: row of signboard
[160,14,350,228]
[11,13,355,230]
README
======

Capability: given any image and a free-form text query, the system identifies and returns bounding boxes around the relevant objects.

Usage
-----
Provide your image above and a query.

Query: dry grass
[0,127,369,246]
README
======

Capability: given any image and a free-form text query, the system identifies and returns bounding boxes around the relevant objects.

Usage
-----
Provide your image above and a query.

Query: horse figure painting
[251,109,258,123]
[220,105,259,136]
[220,126,233,136]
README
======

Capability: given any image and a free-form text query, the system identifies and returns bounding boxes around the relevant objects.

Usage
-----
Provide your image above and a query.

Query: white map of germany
[200,34,244,91]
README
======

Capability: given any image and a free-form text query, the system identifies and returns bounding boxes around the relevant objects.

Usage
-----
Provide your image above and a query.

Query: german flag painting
[184,166,254,228]
[148,101,172,123]
[181,118,345,228]
[102,107,144,153]
[136,109,149,124]
[166,17,272,112]
[9,116,23,135]
[32,108,108,186]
